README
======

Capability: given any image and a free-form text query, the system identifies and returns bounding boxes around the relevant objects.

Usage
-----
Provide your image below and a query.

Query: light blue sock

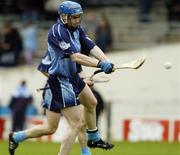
[13,131,26,143]
[87,130,100,142]
[81,147,91,155]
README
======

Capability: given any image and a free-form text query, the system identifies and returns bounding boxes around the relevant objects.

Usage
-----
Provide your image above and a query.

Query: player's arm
[90,45,110,61]
[79,27,109,61]
[70,52,99,67]
[70,52,114,74]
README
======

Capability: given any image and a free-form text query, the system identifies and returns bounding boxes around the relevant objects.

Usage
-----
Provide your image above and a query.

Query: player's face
[69,14,82,28]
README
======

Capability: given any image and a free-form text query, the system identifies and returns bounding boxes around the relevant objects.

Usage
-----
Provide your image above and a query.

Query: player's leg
[79,84,97,129]
[58,105,84,155]
[23,110,60,138]
[77,105,91,155]
[9,109,61,155]
[56,106,91,155]
[79,84,114,149]
[78,129,91,155]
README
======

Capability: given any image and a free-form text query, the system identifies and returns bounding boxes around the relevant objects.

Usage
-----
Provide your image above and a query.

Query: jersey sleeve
[79,27,95,55]
[37,51,51,73]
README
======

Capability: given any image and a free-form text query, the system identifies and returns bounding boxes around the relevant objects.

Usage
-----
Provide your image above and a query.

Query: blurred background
[0,0,180,154]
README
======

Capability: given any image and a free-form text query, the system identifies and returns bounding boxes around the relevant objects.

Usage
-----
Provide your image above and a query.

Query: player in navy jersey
[9,1,114,155]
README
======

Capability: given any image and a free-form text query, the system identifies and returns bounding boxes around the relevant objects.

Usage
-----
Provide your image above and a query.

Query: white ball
[164,62,172,70]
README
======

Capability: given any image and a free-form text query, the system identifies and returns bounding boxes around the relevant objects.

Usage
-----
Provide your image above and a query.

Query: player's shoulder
[48,20,69,40]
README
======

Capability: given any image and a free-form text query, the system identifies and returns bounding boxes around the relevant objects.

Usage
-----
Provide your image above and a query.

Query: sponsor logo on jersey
[59,41,70,50]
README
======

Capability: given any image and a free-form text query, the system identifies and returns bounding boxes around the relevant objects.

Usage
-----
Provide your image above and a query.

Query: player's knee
[92,98,97,107]
[46,125,58,134]
[88,98,97,110]
[73,119,84,132]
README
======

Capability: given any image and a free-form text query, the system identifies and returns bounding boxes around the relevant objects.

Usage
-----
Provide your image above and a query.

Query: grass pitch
[1,140,180,155]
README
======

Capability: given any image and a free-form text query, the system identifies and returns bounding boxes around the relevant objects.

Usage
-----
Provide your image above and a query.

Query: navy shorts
[42,74,85,113]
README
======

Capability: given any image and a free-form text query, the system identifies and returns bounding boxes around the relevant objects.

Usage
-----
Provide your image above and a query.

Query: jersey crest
[59,41,70,50]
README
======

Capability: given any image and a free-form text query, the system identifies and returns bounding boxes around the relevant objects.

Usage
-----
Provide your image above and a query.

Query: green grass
[1,140,180,155]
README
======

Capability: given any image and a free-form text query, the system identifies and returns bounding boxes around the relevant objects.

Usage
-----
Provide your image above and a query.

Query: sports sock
[81,147,91,155]
[87,129,100,142]
[13,131,26,143]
